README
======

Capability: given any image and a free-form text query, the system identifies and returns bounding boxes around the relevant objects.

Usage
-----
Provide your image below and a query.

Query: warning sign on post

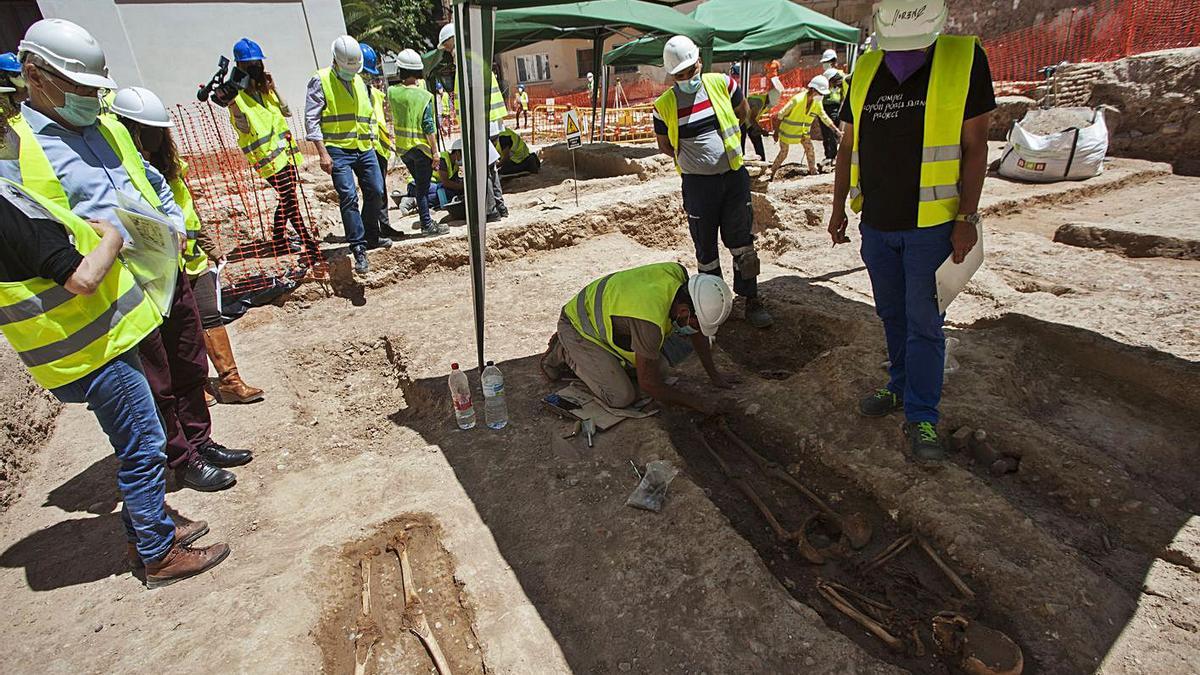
[564,110,582,150]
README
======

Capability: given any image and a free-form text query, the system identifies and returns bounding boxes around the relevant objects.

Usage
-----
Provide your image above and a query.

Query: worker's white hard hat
[396,49,423,71]
[438,23,456,49]
[451,138,463,152]
[19,18,116,89]
[873,0,948,51]
[688,274,734,338]
[822,67,843,82]
[820,48,838,63]
[662,35,700,76]
[110,86,173,128]
[332,35,363,73]
[808,75,831,96]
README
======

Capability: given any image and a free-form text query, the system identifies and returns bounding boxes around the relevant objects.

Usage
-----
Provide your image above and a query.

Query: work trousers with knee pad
[681,167,757,299]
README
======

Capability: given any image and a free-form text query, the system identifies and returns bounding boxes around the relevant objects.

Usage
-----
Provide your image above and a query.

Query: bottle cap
[451,363,459,369]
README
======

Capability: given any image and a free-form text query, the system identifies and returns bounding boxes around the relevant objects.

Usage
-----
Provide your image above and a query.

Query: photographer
[227,38,321,266]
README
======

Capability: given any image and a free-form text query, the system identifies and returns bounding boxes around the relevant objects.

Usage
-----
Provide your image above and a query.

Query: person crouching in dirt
[541,262,736,416]
[767,75,840,180]
[0,82,230,588]
[111,86,266,407]
[653,35,773,330]
[828,0,994,462]
[495,128,540,176]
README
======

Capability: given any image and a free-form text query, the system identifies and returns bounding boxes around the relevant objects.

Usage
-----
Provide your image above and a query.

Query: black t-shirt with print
[0,187,83,285]
[839,43,996,231]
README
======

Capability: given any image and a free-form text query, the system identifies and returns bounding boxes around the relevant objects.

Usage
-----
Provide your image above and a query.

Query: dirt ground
[0,138,1197,674]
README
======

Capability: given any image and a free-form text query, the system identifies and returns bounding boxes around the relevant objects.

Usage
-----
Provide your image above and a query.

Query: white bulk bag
[998,107,1108,182]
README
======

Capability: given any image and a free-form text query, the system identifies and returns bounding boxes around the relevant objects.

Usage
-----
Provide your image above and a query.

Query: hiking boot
[745,298,774,329]
[198,440,253,468]
[904,421,947,463]
[127,519,210,568]
[144,541,231,589]
[365,237,392,251]
[352,245,369,274]
[176,456,236,492]
[421,222,450,236]
[859,388,903,417]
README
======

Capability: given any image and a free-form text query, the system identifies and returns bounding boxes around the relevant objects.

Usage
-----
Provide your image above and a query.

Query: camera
[197,56,249,107]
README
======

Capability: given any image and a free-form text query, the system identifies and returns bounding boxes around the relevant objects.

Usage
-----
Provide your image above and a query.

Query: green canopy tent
[443,0,715,370]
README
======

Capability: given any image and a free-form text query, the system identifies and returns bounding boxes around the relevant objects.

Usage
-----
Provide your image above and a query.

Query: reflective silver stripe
[17,284,146,368]
[0,285,76,327]
[923,145,962,162]
[729,245,755,256]
[851,151,859,164]
[592,275,611,344]
[848,186,862,200]
[320,131,358,141]
[919,184,960,202]
[488,99,506,111]
[697,258,721,272]
[778,117,811,128]
[574,274,614,341]
[321,113,375,124]
[778,130,810,141]
[395,129,425,140]
[253,144,287,169]
[240,133,274,154]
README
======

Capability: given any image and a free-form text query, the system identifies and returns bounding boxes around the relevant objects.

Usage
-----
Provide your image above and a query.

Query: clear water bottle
[481,360,508,430]
[448,363,476,430]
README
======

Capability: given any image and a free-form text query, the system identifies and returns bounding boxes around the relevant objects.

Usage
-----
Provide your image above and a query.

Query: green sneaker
[859,388,903,417]
[905,421,947,463]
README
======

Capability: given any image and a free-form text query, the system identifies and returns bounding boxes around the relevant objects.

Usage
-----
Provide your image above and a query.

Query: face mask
[883,49,928,84]
[335,65,357,81]
[677,74,702,95]
[55,91,102,127]
[673,318,699,336]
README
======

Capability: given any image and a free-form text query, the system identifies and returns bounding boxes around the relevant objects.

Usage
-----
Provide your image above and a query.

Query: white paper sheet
[114,191,180,316]
[935,223,984,314]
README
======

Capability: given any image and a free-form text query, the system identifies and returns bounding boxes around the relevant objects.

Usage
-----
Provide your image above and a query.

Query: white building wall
[35,0,346,112]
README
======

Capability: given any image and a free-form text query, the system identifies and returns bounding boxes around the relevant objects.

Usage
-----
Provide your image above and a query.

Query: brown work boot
[204,389,217,407]
[127,519,210,568]
[144,541,231,589]
[202,326,265,404]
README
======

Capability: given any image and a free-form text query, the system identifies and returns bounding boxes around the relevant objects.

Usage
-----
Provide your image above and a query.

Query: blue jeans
[328,146,385,248]
[859,222,953,424]
[401,148,435,228]
[50,351,175,563]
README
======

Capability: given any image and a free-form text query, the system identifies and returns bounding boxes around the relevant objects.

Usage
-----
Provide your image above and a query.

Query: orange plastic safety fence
[170,102,324,296]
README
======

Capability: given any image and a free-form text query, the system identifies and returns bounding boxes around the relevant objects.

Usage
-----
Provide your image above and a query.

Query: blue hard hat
[233,38,264,63]
[0,52,19,75]
[360,43,380,76]
[436,81,444,90]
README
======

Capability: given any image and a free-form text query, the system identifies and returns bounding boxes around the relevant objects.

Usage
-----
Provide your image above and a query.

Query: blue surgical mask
[55,91,102,128]
[673,319,699,336]
[677,74,703,95]
[335,66,358,82]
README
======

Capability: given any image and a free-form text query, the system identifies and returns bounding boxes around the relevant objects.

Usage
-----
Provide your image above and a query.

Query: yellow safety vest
[369,88,394,161]
[453,70,508,124]
[169,160,210,277]
[497,128,530,164]
[778,91,820,144]
[230,90,302,179]
[849,35,978,227]
[433,150,459,184]
[0,179,162,389]
[387,83,434,157]
[317,68,375,151]
[561,262,687,366]
[653,73,744,174]
[517,91,529,108]
[438,91,452,115]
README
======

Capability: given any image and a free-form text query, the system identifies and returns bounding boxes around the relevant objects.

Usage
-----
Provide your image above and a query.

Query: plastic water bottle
[448,363,476,430]
[481,360,509,430]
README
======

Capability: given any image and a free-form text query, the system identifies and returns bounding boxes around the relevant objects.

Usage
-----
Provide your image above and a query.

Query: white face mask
[677,74,702,95]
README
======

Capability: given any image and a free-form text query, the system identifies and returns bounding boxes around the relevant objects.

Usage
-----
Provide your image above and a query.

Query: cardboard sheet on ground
[545,383,657,431]
[935,223,984,314]
[114,191,181,316]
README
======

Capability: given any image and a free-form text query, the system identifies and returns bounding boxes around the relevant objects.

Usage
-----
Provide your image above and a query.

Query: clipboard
[935,223,983,314]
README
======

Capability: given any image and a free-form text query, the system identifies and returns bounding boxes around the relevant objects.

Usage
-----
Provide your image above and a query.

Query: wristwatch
[955,212,982,227]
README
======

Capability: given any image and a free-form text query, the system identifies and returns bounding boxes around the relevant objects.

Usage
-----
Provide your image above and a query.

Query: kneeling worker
[496,128,539,176]
[542,262,735,416]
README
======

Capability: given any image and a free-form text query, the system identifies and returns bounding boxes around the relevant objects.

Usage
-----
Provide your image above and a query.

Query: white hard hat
[396,49,423,71]
[110,86,173,128]
[332,35,363,73]
[820,49,838,63]
[808,75,831,96]
[451,137,463,152]
[19,18,116,89]
[662,35,700,76]
[822,68,843,82]
[688,274,733,338]
[438,23,456,49]
[873,0,948,51]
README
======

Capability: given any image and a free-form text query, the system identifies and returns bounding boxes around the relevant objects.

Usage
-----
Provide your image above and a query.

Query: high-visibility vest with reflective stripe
[747,93,769,123]
[778,91,819,144]
[849,35,978,227]
[517,91,529,108]
[317,68,375,150]
[438,91,452,115]
[654,73,744,174]
[230,90,302,179]
[387,83,433,157]
[453,71,508,123]
[370,88,394,161]
[561,262,686,367]
[497,128,530,164]
[170,160,210,277]
[433,150,459,184]
[0,179,162,390]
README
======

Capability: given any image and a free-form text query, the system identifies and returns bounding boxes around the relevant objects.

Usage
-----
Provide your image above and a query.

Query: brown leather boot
[202,325,264,404]
[144,541,231,589]
[127,519,210,568]
[204,389,217,407]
